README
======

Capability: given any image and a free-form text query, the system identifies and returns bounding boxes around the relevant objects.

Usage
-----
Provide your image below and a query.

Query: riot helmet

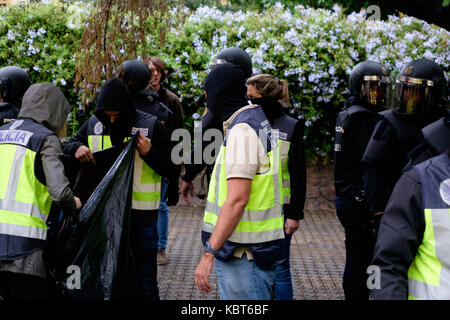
[119,59,156,97]
[392,59,448,116]
[212,47,253,79]
[348,61,390,109]
[0,66,31,106]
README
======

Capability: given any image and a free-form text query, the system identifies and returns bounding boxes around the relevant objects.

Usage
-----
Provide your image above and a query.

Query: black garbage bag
[56,136,136,300]
[47,146,124,242]
[71,145,125,205]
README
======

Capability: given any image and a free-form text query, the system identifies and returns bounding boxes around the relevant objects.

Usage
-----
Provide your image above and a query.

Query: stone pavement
[156,203,346,300]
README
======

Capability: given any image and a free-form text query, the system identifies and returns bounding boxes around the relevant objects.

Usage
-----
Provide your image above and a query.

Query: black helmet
[119,59,156,97]
[212,47,253,79]
[348,61,390,109]
[0,66,31,106]
[392,58,448,116]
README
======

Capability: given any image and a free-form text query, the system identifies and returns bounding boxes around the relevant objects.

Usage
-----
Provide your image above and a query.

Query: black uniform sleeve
[141,119,180,181]
[371,169,425,300]
[167,90,184,130]
[0,103,20,125]
[284,120,306,220]
[182,110,222,182]
[62,120,90,156]
[362,119,399,214]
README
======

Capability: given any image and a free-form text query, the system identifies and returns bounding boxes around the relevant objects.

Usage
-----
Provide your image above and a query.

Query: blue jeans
[273,229,293,300]
[335,196,373,300]
[130,219,159,300]
[214,253,275,300]
[157,178,170,250]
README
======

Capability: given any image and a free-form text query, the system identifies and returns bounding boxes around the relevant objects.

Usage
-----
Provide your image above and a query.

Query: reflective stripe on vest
[272,114,297,205]
[408,208,450,299]
[408,153,450,299]
[203,144,284,244]
[0,144,51,240]
[277,138,291,204]
[88,134,161,210]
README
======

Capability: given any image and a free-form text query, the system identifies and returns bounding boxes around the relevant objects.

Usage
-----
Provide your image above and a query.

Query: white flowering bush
[147,4,449,162]
[1,2,449,162]
[0,1,90,132]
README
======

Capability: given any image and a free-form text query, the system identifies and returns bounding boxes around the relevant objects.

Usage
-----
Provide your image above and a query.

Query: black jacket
[362,113,425,214]
[63,78,179,188]
[371,149,450,299]
[182,63,248,182]
[281,116,306,221]
[0,102,20,125]
[334,100,381,199]
[156,87,184,130]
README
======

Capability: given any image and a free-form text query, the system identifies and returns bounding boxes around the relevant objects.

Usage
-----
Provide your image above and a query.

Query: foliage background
[0,1,449,163]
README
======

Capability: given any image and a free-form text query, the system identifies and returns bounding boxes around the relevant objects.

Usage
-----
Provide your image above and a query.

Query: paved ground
[157,204,346,300]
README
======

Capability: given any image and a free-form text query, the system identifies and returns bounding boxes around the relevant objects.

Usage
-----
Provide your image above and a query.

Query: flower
[7,30,15,41]
[423,50,434,60]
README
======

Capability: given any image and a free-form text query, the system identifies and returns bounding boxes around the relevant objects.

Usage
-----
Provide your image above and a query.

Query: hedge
[1,1,449,163]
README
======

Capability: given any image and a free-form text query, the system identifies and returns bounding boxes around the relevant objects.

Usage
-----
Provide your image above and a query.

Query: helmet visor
[393,76,436,115]
[210,58,227,70]
[360,75,390,108]
[0,78,10,100]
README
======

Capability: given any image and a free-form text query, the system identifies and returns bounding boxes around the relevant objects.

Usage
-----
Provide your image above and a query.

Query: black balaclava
[95,78,135,146]
[204,63,248,122]
[250,96,283,124]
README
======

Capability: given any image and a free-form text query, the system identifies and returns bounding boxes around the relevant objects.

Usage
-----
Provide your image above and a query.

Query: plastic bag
[57,136,136,300]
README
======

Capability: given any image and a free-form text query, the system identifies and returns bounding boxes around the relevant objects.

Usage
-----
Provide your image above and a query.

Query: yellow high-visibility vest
[202,106,284,244]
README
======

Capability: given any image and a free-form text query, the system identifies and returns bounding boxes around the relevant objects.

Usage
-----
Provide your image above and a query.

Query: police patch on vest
[440,179,450,206]
[94,122,103,135]
[0,129,33,146]
[272,130,288,140]
[131,127,148,137]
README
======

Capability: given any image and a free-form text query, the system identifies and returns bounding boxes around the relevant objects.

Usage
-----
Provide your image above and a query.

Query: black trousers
[0,271,50,300]
[335,196,374,300]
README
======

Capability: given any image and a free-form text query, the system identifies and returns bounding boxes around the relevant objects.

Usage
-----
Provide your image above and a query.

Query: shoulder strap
[422,117,450,154]
[346,105,374,116]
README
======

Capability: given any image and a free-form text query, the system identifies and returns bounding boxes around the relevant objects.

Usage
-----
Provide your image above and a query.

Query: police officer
[362,58,448,231]
[180,47,252,202]
[333,61,390,300]
[0,83,81,300]
[246,74,307,300]
[119,59,180,266]
[371,147,450,299]
[194,64,284,299]
[0,66,30,125]
[63,78,180,300]
[212,47,253,79]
